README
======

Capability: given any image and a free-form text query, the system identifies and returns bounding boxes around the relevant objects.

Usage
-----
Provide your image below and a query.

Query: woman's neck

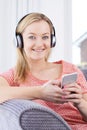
[28,59,48,73]
[27,60,62,80]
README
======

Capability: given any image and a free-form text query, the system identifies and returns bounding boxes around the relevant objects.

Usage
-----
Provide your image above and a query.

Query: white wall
[0,0,72,72]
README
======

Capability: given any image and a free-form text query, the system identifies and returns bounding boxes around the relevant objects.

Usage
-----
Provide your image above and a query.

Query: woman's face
[22,20,51,61]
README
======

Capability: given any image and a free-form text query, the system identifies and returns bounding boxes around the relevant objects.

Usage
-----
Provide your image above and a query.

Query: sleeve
[0,68,19,86]
[72,65,87,93]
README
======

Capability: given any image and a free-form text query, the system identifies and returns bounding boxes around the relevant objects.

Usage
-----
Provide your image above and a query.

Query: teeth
[33,49,44,52]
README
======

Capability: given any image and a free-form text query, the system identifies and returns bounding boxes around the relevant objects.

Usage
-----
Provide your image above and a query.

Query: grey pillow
[0,99,71,130]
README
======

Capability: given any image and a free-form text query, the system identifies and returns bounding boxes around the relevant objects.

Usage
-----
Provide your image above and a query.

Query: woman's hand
[41,80,66,104]
[62,83,83,106]
[62,83,87,121]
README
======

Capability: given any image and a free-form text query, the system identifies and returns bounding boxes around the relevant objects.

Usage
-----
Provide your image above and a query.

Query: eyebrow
[27,32,50,36]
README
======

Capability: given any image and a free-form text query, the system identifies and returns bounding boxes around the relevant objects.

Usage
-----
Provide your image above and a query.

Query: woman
[0,12,87,129]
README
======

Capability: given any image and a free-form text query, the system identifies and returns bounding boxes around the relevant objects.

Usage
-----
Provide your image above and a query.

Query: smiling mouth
[32,49,45,52]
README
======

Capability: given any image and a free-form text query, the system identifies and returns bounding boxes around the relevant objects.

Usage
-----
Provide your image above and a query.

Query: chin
[31,55,45,59]
[32,58,43,61]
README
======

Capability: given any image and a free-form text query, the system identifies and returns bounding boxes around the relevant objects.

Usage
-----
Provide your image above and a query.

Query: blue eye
[42,36,49,40]
[28,36,36,39]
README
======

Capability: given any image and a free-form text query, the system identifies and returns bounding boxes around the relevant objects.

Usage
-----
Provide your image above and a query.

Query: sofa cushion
[0,99,71,130]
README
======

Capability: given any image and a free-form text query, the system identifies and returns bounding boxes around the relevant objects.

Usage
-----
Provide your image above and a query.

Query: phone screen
[61,72,77,89]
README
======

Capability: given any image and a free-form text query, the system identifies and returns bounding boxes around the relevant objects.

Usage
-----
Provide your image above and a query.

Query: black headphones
[15,13,56,48]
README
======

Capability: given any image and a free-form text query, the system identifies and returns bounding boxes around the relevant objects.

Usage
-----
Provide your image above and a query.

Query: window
[72,0,87,68]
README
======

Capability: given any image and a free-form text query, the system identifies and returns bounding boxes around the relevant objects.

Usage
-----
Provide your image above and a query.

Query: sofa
[81,68,87,80]
[0,99,71,130]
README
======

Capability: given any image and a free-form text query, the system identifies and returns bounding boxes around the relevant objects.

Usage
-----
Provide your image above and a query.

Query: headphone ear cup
[16,33,23,48]
[51,34,56,48]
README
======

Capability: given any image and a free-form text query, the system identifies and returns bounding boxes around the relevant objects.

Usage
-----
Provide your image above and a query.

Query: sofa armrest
[0,99,71,130]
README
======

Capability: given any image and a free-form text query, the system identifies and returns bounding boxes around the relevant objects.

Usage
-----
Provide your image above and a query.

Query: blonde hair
[15,12,54,82]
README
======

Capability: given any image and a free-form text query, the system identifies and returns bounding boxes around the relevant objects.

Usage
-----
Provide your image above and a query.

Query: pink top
[0,60,87,129]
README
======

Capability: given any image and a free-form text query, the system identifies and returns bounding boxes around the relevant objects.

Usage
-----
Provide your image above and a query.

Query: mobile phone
[61,72,78,89]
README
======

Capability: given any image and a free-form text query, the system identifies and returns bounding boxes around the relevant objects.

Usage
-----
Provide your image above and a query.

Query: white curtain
[0,0,32,72]
[0,0,72,72]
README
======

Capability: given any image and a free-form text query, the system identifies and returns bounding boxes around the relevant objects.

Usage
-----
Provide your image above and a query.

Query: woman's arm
[62,83,87,121]
[0,77,42,103]
[76,93,87,121]
[0,77,65,104]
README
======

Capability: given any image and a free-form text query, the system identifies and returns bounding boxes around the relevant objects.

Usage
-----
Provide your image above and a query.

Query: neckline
[28,60,64,82]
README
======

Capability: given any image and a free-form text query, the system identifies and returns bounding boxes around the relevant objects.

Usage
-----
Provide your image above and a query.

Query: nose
[35,37,43,46]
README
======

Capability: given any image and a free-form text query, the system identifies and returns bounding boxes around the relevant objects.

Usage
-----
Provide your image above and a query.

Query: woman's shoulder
[54,60,76,67]
[54,60,79,73]
[0,67,18,86]
[0,68,15,77]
